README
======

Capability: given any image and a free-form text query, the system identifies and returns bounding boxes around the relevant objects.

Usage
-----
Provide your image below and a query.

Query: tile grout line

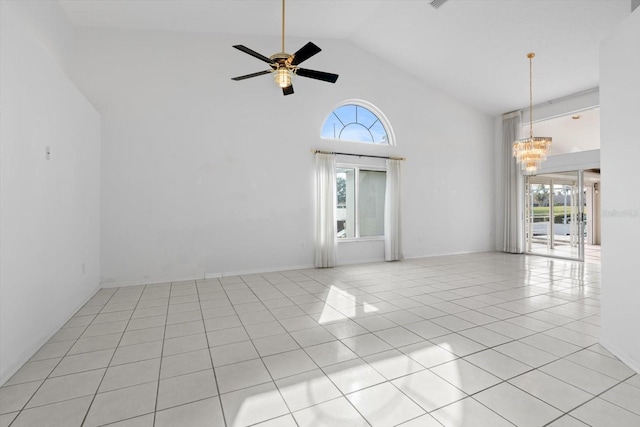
[233,273,376,426]
[216,275,298,425]
[148,281,171,427]
[79,286,144,426]
[7,288,119,424]
[196,277,229,427]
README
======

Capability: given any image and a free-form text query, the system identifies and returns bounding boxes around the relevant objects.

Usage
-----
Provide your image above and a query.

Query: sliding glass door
[525,171,585,260]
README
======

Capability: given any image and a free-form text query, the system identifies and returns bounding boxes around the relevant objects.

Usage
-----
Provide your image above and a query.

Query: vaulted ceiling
[58,0,632,116]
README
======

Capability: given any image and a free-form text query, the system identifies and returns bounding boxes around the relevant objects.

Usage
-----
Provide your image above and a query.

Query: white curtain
[502,112,524,253]
[384,159,402,261]
[314,153,337,267]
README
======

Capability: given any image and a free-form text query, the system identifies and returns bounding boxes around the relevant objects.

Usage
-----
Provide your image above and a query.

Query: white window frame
[336,162,387,242]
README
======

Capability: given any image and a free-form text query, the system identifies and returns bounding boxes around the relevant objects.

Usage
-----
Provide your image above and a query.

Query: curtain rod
[312,149,406,161]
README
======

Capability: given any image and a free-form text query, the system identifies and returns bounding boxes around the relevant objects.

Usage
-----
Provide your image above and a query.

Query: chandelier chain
[512,52,552,174]
[529,53,533,139]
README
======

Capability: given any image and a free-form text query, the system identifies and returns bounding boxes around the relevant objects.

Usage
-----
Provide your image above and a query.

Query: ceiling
[58,0,632,116]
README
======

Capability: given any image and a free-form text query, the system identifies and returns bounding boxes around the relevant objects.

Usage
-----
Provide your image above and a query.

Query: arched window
[321,101,394,145]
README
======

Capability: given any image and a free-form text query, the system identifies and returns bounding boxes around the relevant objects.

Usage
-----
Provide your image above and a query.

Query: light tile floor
[529,242,601,264]
[1,252,638,426]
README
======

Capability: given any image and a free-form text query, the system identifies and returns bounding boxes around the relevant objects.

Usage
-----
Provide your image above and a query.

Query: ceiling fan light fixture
[274,68,293,88]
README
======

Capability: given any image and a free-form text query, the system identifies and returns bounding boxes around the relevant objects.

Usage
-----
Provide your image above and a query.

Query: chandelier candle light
[512,53,552,173]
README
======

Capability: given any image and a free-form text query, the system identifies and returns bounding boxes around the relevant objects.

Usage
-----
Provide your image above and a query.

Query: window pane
[320,103,390,145]
[333,105,356,126]
[359,170,386,237]
[340,124,374,143]
[357,106,377,128]
[369,120,388,144]
[321,114,342,139]
[337,168,355,238]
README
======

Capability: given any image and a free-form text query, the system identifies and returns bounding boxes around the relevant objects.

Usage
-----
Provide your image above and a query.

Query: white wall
[599,8,640,373]
[0,2,101,384]
[69,28,495,286]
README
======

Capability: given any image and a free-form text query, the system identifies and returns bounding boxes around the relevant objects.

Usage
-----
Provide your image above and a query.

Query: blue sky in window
[334,105,356,124]
[321,104,388,144]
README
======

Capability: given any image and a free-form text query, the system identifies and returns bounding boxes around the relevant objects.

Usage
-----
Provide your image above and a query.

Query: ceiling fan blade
[231,70,272,81]
[233,45,275,64]
[282,85,294,96]
[430,0,448,8]
[290,42,322,66]
[296,68,339,83]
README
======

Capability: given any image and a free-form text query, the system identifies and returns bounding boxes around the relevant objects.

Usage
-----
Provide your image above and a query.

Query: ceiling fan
[429,0,449,8]
[231,0,339,96]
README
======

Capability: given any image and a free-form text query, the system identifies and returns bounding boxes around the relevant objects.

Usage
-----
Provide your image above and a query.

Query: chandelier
[513,53,552,173]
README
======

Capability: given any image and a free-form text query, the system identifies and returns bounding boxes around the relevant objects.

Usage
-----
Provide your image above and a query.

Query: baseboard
[336,257,385,266]
[100,264,318,288]
[402,249,497,261]
[100,250,503,289]
[599,337,640,375]
[100,273,206,288]
[205,263,316,278]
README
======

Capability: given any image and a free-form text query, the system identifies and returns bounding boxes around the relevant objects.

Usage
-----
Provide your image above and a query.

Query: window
[336,167,386,239]
[321,102,392,145]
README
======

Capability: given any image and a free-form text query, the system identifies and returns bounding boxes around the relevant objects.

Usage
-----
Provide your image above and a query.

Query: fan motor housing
[270,52,292,69]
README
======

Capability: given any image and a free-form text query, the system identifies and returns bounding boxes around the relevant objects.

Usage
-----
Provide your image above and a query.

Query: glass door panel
[525,171,584,260]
